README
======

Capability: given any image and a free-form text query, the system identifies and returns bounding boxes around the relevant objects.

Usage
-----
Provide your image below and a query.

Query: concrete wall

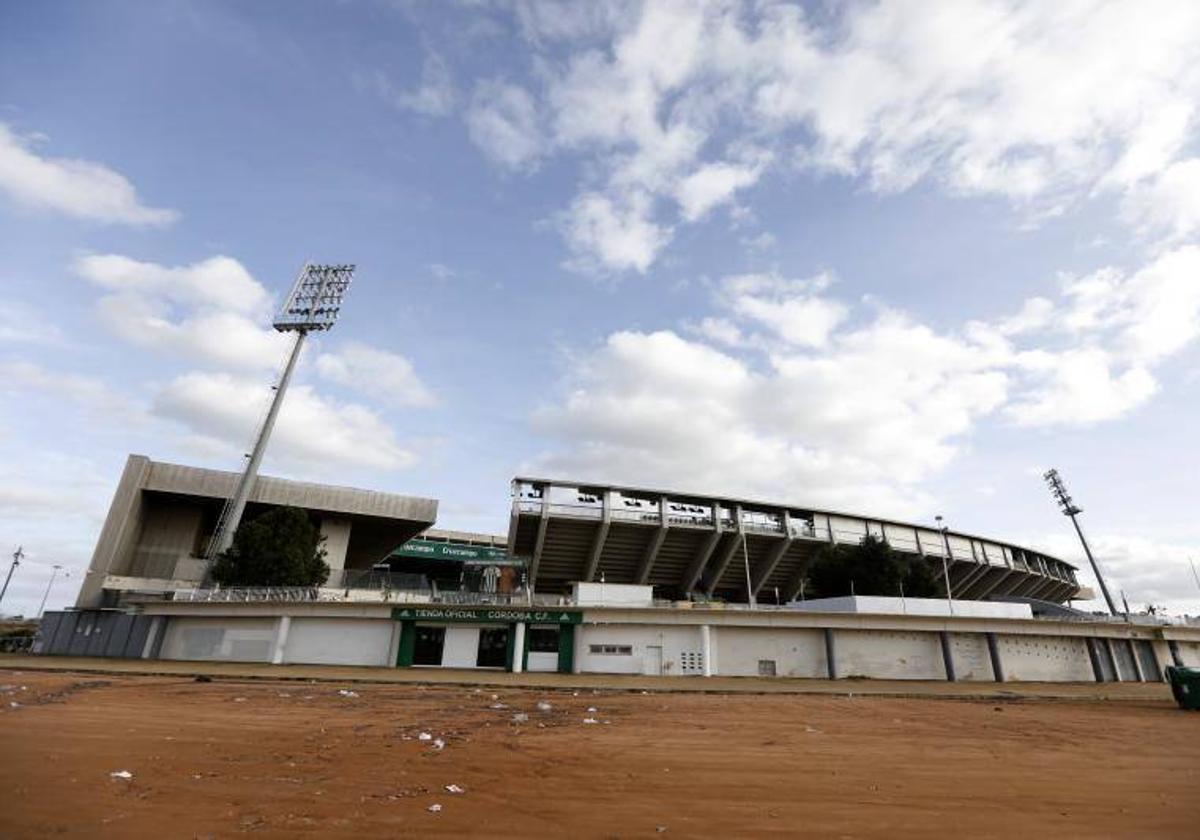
[283,617,392,667]
[320,517,353,572]
[132,496,204,579]
[1174,640,1200,667]
[836,630,947,680]
[995,634,1094,682]
[947,632,995,681]
[713,626,826,678]
[159,617,276,663]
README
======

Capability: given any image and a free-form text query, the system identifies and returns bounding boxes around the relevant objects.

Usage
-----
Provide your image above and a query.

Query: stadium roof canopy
[507,477,1080,604]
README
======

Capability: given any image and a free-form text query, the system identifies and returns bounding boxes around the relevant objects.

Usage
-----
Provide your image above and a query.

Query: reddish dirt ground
[1,669,1197,838]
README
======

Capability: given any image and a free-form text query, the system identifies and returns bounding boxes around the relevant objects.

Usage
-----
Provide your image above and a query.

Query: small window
[589,644,632,655]
[758,659,777,677]
[528,627,560,653]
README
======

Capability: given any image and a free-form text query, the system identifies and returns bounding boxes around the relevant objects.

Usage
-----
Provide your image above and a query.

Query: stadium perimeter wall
[35,603,1200,685]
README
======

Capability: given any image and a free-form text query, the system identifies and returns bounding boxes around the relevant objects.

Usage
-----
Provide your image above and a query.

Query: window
[589,644,632,655]
[528,627,560,653]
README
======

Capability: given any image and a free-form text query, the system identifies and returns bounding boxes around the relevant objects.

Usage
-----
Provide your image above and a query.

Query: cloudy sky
[2,0,1200,617]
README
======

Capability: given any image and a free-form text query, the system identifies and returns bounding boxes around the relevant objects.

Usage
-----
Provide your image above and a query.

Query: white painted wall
[283,618,393,667]
[578,625,705,676]
[160,617,276,662]
[787,596,1031,619]
[441,626,482,668]
[1176,641,1200,667]
[713,626,826,678]
[527,652,558,672]
[836,630,946,680]
[996,634,1093,682]
[573,582,653,607]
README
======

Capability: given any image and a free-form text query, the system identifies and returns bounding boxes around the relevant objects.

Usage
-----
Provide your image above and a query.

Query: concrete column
[141,616,164,659]
[985,632,1005,683]
[512,622,526,674]
[824,628,837,680]
[939,632,957,682]
[1127,639,1145,682]
[1168,640,1184,668]
[271,615,291,665]
[1085,638,1105,682]
[700,624,712,677]
[319,517,352,574]
[1105,639,1122,682]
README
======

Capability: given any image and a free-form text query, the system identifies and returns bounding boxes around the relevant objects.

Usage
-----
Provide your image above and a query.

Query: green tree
[210,506,329,588]
[806,535,944,598]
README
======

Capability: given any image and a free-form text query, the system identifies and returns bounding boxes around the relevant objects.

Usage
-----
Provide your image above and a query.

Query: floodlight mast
[205,264,355,560]
[1043,468,1118,616]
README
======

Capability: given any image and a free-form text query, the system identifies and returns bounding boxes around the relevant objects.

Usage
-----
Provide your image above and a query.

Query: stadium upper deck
[507,478,1081,604]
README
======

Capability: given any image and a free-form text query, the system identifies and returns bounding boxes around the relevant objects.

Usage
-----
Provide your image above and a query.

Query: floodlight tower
[206,263,355,560]
[1043,468,1118,616]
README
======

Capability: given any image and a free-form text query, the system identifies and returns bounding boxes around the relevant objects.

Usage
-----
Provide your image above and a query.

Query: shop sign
[391,606,581,624]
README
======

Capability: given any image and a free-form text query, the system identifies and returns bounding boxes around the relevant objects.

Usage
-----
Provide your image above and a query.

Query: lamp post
[934,516,955,615]
[1043,468,1118,616]
[37,564,64,618]
[205,264,355,561]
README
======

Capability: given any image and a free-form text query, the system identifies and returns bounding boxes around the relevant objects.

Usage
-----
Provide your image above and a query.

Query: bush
[210,506,329,588]
[806,535,944,598]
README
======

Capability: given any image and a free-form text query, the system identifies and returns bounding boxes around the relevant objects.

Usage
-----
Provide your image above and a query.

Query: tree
[805,535,944,598]
[210,506,329,588]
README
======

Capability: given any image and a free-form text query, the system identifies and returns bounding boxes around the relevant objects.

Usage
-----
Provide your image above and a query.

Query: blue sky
[2,0,1200,617]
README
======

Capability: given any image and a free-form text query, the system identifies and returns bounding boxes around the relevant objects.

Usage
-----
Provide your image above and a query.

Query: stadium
[34,455,1200,685]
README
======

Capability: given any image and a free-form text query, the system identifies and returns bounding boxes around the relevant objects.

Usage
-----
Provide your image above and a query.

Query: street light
[1043,468,1118,616]
[205,263,355,560]
[934,516,955,615]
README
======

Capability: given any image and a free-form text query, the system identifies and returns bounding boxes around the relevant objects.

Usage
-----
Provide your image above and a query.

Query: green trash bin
[1165,666,1200,710]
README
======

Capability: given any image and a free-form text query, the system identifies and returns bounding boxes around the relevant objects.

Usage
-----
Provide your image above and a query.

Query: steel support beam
[527,495,551,590]
[681,501,723,594]
[635,497,669,585]
[582,490,612,583]
[750,529,793,597]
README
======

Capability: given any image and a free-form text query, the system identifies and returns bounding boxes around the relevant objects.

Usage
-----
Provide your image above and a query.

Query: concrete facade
[41,599,1199,686]
[77,455,438,608]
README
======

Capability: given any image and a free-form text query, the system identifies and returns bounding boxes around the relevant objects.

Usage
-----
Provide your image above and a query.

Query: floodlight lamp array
[1043,468,1081,516]
[273,263,355,333]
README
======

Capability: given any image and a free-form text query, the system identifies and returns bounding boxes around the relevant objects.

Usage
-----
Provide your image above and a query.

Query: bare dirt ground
[1,669,1197,839]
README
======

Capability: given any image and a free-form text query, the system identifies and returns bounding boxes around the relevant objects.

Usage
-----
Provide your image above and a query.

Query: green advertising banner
[390,538,518,566]
[391,606,581,625]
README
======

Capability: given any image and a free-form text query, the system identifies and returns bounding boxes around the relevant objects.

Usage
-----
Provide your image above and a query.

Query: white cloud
[674,157,769,222]
[316,341,436,408]
[464,1,1200,271]
[561,190,670,273]
[0,359,124,412]
[530,243,1200,513]
[1032,532,1200,615]
[382,50,457,117]
[0,302,61,345]
[0,122,178,226]
[74,254,285,370]
[465,79,543,169]
[154,371,418,472]
[1123,157,1200,243]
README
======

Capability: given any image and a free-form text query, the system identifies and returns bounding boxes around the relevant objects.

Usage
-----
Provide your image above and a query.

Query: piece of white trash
[337,689,359,698]
[536,701,552,712]
[417,732,433,741]
[512,713,529,723]
[427,803,442,813]
[586,706,597,712]
[445,784,465,794]
[432,738,446,750]
[110,770,133,780]
[582,717,599,725]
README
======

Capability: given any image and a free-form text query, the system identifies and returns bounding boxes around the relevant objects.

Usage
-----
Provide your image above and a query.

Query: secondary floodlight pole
[0,546,23,609]
[37,564,63,618]
[934,516,955,615]
[206,264,355,559]
[1043,468,1118,616]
